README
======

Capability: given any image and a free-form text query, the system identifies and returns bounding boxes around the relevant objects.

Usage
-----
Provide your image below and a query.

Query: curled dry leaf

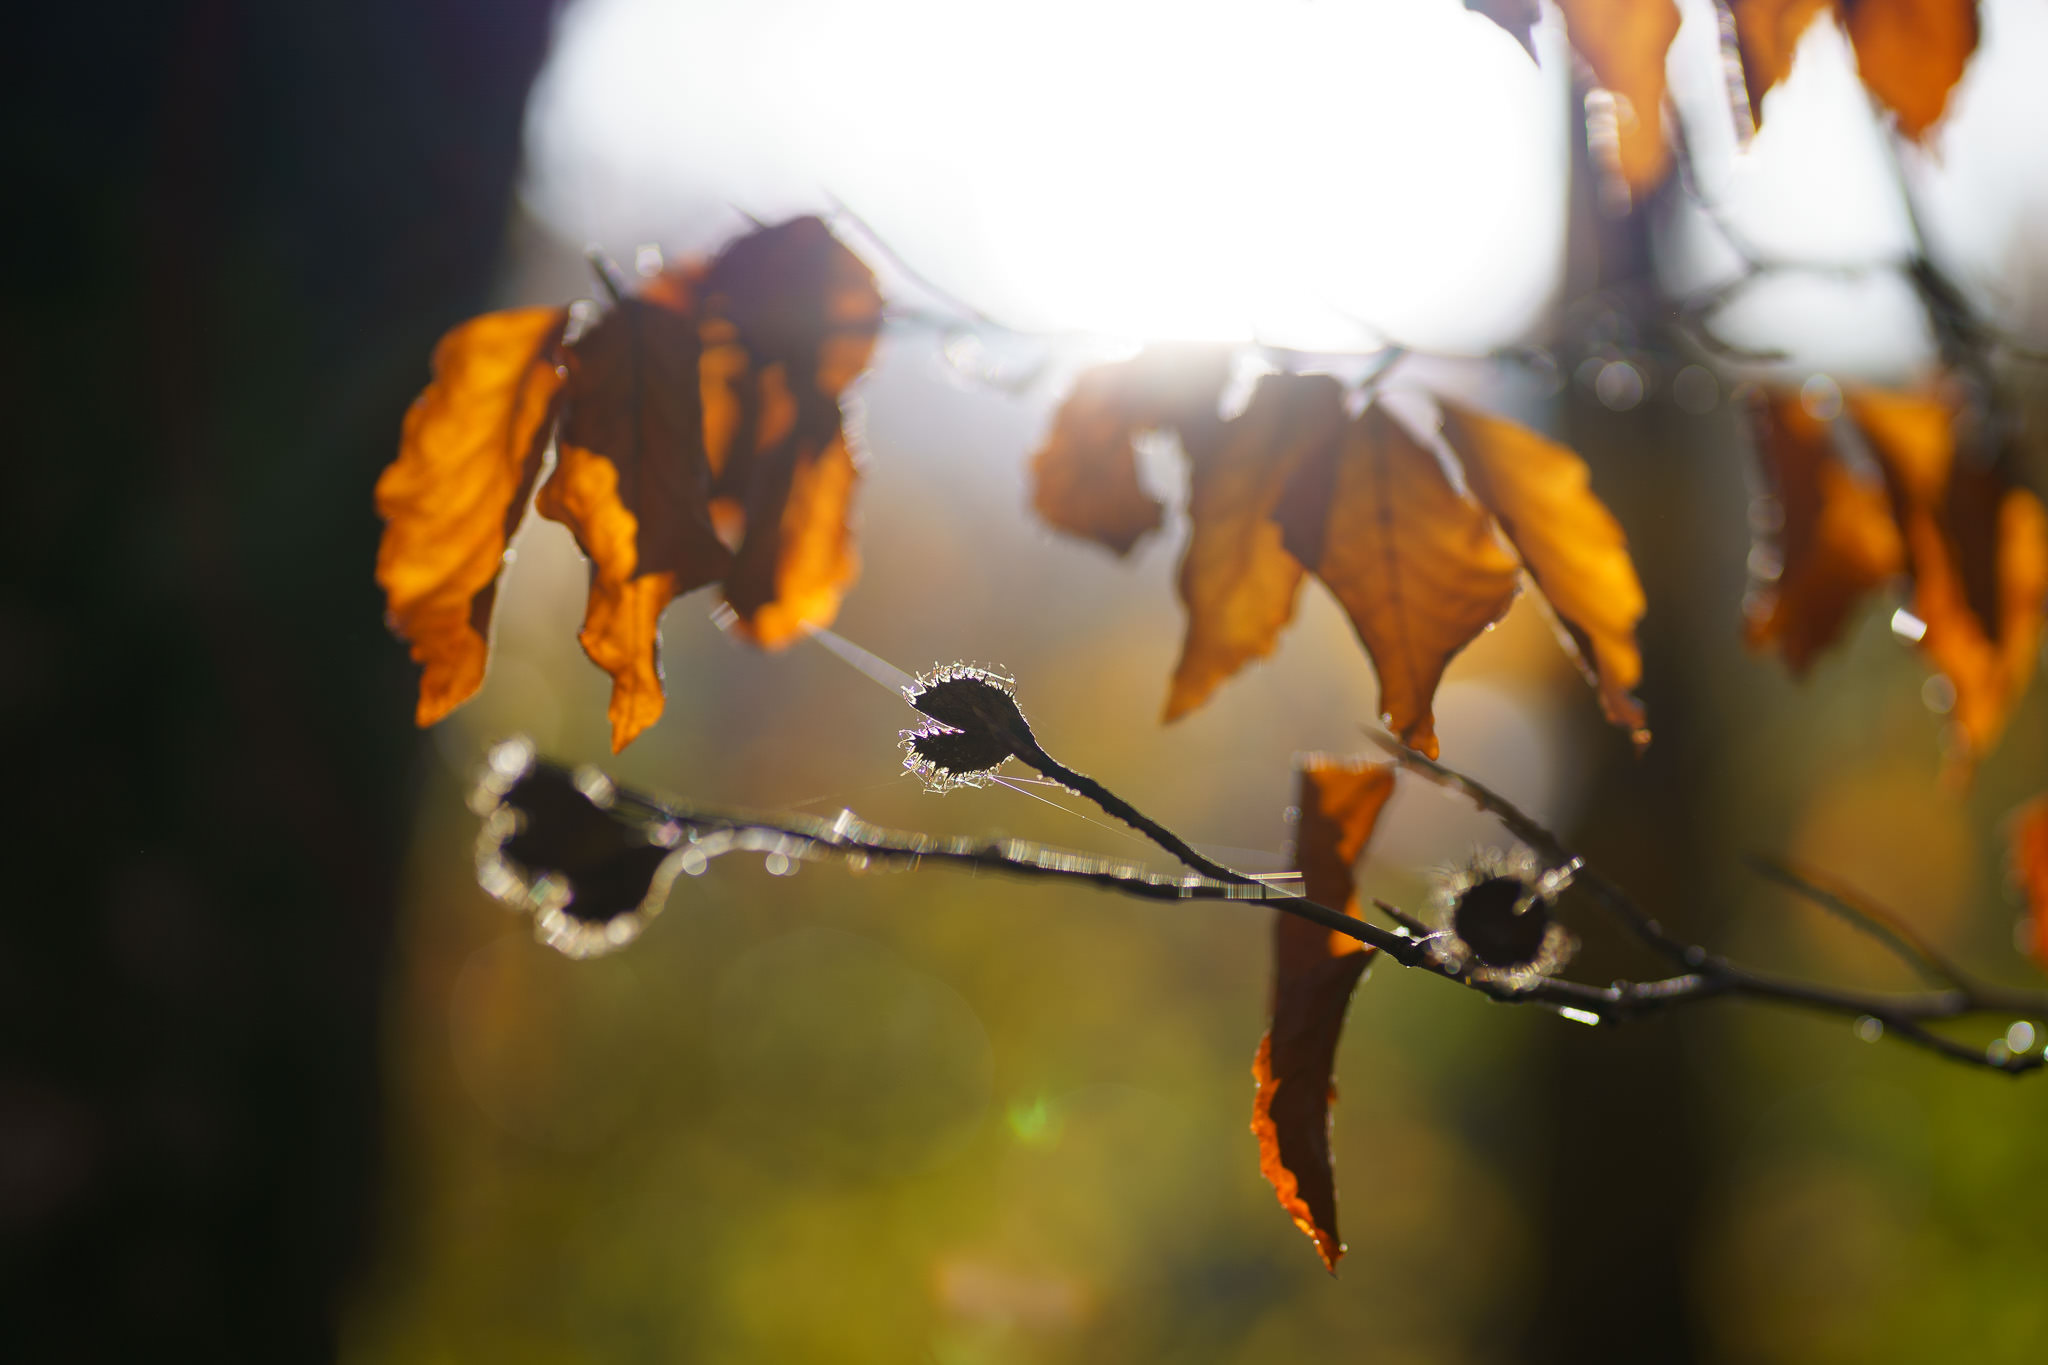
[375,217,881,750]
[701,216,884,647]
[1277,403,1521,759]
[1437,398,1650,749]
[540,292,731,751]
[1733,0,1979,140]
[1743,388,1905,673]
[1028,346,1231,557]
[1847,386,2048,768]
[374,306,568,726]
[1252,756,1395,1274]
[2011,797,2048,971]
[1165,373,1346,721]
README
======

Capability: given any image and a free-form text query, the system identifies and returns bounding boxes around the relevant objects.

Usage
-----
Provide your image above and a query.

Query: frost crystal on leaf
[899,663,1032,792]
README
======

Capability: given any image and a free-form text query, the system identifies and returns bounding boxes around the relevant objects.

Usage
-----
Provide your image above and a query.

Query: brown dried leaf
[1252,757,1395,1274]
[701,217,883,646]
[1165,374,1346,721]
[1437,399,1650,748]
[1743,388,1905,673]
[1028,346,1231,556]
[1847,387,2047,767]
[1734,0,1978,139]
[2011,796,2048,971]
[1277,404,1522,759]
[1557,0,1682,193]
[374,306,567,725]
[539,294,731,752]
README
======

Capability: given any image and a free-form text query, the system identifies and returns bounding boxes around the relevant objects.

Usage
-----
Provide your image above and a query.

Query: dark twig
[491,746,2048,1075]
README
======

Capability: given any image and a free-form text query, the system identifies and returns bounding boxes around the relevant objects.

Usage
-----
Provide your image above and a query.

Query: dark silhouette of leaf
[1278,403,1521,759]
[1252,757,1395,1273]
[1028,346,1231,557]
[1744,388,1905,673]
[1166,373,1345,720]
[1437,398,1650,749]
[373,306,567,725]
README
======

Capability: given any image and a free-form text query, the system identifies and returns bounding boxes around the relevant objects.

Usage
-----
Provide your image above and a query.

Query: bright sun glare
[522,0,1569,351]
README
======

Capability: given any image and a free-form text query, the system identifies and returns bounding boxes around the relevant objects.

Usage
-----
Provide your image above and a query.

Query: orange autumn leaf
[374,306,568,726]
[1437,399,1650,748]
[375,216,884,751]
[1252,756,1395,1274]
[539,293,731,752]
[1847,386,2047,766]
[1029,346,1231,557]
[1556,0,1682,193]
[1733,0,1979,140]
[1165,373,1346,721]
[2011,797,2048,971]
[1743,388,1905,673]
[1277,403,1522,759]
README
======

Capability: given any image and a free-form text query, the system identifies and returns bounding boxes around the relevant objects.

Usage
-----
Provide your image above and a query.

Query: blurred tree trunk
[2,3,555,1358]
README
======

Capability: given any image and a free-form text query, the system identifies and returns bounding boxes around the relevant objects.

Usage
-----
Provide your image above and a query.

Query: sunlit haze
[523,0,1570,351]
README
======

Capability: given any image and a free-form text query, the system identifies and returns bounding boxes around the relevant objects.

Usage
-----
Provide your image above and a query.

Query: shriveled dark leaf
[374,306,568,725]
[1252,757,1395,1274]
[1278,403,1522,759]
[473,741,686,959]
[538,293,730,751]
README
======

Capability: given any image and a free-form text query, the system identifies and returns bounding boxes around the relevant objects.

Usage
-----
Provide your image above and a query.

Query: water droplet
[764,852,792,876]
[2006,1021,2037,1054]
[1920,675,1956,714]
[1673,364,1718,414]
[1799,373,1842,421]
[1595,360,1644,412]
[1854,1015,1884,1043]
[1889,608,1928,643]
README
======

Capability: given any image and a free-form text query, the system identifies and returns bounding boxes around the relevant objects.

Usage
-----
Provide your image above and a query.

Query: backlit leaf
[374,306,568,725]
[1733,0,1979,139]
[1165,374,1345,721]
[1029,346,1230,557]
[701,217,883,646]
[1743,388,1905,673]
[2011,796,2048,971]
[1557,0,1682,193]
[1252,756,1395,1274]
[1277,403,1522,759]
[1437,399,1650,748]
[1848,387,2048,768]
